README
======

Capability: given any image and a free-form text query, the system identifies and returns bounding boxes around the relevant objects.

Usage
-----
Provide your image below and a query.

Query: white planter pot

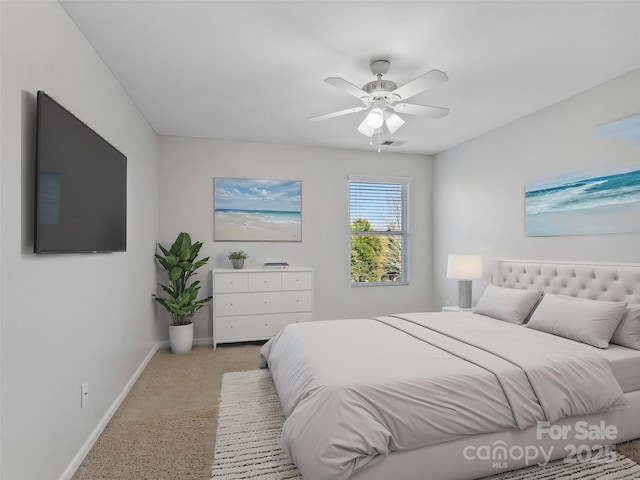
[169,323,193,354]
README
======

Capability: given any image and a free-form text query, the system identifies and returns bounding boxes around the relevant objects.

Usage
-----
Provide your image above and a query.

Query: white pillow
[610,304,640,350]
[526,294,627,348]
[473,285,543,325]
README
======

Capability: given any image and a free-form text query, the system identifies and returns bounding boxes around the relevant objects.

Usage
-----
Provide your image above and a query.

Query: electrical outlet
[81,381,89,408]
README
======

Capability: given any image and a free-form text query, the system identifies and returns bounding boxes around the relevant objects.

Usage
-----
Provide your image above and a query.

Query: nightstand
[442,306,474,313]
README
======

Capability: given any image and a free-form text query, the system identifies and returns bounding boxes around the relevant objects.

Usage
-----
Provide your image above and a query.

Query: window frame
[348,175,410,287]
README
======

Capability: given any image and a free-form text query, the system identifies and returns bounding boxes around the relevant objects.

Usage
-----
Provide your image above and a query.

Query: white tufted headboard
[493,260,640,305]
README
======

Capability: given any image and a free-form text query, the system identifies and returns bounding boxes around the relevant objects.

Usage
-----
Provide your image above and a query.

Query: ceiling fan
[310,59,450,137]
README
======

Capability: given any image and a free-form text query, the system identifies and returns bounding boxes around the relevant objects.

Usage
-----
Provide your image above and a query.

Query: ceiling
[59,1,640,156]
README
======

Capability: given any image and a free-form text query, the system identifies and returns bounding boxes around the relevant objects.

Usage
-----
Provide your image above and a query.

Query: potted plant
[228,250,248,269]
[153,232,212,354]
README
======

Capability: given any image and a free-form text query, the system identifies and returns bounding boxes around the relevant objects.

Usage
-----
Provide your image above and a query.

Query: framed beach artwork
[525,165,640,236]
[214,178,302,241]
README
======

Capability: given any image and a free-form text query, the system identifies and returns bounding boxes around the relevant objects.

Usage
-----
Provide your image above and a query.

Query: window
[349,176,409,286]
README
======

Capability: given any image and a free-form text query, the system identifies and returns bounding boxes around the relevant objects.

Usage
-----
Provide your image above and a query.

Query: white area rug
[212,370,301,480]
[211,370,640,480]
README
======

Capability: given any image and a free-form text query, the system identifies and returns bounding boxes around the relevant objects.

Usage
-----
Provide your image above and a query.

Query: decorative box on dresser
[212,268,314,349]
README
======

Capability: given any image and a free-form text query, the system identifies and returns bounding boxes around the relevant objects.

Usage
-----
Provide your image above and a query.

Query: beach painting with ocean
[525,165,640,236]
[214,178,302,241]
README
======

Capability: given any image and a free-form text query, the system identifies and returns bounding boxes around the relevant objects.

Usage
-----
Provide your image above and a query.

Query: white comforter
[260,312,628,480]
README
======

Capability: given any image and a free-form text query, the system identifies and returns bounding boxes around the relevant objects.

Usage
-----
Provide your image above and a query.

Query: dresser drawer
[248,272,282,292]
[282,271,313,291]
[272,290,312,313]
[215,312,312,341]
[214,273,249,293]
[215,291,312,316]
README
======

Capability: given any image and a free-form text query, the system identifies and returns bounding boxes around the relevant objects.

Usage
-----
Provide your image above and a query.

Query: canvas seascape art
[597,113,640,145]
[214,178,302,241]
[525,166,640,236]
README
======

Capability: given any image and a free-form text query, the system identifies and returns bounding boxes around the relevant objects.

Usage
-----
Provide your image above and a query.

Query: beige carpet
[73,343,640,480]
[72,343,264,480]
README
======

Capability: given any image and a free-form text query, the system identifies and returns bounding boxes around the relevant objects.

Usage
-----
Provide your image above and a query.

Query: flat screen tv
[34,91,127,253]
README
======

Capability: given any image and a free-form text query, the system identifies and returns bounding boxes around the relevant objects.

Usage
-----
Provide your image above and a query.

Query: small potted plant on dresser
[227,250,248,269]
[153,232,212,354]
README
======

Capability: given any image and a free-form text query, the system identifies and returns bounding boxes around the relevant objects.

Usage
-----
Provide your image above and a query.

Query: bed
[260,260,640,480]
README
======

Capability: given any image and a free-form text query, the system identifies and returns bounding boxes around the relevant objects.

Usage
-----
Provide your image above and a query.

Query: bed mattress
[597,344,640,393]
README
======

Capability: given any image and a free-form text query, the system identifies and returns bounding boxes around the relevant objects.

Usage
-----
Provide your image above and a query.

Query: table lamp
[447,254,483,309]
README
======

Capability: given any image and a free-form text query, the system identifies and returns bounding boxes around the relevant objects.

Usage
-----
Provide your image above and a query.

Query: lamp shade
[365,107,384,129]
[357,118,376,137]
[384,112,405,134]
[447,254,482,280]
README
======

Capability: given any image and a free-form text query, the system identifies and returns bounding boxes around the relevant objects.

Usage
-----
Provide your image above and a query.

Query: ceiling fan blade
[309,105,369,122]
[325,77,372,101]
[391,69,448,101]
[392,103,450,118]
[384,112,405,134]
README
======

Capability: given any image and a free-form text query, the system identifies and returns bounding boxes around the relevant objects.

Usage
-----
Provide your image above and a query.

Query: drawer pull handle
[264,323,268,327]
[296,299,300,303]
[264,300,268,304]
[264,280,268,283]
[230,303,233,306]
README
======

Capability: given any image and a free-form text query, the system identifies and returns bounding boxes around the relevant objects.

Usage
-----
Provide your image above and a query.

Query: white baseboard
[155,336,213,348]
[57,342,161,480]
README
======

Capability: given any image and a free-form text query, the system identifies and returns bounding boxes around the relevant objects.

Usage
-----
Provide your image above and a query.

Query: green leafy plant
[227,250,248,260]
[153,232,212,326]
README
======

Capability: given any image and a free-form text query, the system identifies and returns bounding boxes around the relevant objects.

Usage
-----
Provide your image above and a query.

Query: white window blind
[349,176,409,286]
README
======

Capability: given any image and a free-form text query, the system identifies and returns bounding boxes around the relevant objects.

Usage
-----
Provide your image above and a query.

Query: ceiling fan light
[385,113,405,134]
[357,118,376,137]
[365,107,384,129]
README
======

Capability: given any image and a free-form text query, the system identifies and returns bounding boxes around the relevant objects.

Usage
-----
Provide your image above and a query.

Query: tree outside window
[349,178,409,285]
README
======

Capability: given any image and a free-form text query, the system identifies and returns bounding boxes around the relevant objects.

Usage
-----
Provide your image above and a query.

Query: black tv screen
[35,91,127,253]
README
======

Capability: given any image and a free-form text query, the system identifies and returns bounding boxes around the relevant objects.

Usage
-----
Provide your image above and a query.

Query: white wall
[158,136,433,340]
[433,68,640,309]
[1,2,160,479]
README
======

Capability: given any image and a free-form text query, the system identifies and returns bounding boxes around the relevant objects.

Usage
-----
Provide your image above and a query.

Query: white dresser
[211,267,314,349]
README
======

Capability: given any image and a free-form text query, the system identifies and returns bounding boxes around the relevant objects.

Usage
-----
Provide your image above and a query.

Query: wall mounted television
[34,91,127,253]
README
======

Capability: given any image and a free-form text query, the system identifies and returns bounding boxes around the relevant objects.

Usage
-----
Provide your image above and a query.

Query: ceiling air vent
[379,139,407,147]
